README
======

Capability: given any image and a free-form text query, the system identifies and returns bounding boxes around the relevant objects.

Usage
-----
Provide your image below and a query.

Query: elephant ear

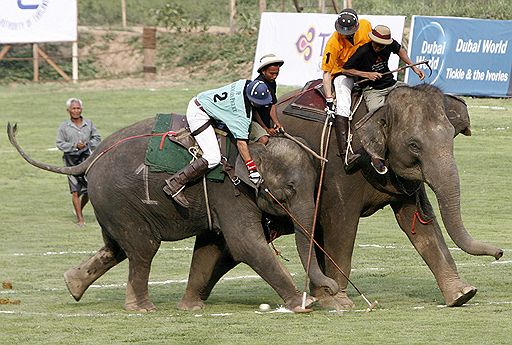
[444,94,472,137]
[356,105,388,161]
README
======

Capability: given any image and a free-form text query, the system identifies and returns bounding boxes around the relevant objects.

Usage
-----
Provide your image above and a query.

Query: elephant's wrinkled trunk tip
[494,249,503,260]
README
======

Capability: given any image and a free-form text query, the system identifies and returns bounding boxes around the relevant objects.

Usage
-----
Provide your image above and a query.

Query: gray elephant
[7,118,338,312]
[177,83,503,310]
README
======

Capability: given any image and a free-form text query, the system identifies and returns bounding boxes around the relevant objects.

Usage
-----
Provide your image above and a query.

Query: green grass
[0,81,511,344]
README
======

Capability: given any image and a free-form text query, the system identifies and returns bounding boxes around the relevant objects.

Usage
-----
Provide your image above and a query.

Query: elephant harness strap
[220,157,256,202]
[410,211,433,235]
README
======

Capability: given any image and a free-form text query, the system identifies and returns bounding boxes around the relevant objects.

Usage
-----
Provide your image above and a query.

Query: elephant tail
[7,122,91,176]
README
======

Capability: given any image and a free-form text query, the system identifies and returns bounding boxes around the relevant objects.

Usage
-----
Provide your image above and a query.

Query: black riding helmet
[335,8,359,36]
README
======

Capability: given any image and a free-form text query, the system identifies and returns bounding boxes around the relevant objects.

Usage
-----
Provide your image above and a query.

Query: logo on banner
[18,0,40,10]
[0,0,48,31]
[412,21,447,84]
[296,27,315,61]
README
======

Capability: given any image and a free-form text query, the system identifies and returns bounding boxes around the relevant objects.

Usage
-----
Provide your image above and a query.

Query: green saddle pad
[144,113,227,182]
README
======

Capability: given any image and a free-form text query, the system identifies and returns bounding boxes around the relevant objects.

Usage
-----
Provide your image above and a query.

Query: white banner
[0,0,77,43]
[253,12,406,86]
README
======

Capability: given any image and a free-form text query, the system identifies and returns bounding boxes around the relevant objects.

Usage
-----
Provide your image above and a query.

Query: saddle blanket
[144,113,227,182]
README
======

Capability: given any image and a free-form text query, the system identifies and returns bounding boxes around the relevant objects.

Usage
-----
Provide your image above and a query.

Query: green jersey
[197,80,251,139]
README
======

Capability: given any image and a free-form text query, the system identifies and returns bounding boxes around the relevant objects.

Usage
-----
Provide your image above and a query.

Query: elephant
[7,118,338,312]
[176,83,503,310]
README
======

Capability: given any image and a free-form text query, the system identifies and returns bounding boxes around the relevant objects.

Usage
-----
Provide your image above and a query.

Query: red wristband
[245,159,257,172]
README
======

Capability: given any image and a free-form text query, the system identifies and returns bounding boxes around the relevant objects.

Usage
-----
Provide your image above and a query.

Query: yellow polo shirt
[321,19,372,76]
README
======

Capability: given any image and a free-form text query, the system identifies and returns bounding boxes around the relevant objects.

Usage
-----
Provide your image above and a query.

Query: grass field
[0,80,511,344]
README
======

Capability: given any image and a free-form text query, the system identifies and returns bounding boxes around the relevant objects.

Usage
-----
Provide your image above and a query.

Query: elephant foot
[310,275,340,296]
[177,298,205,311]
[286,293,316,312]
[444,285,477,307]
[124,300,157,312]
[63,269,87,301]
[313,286,355,310]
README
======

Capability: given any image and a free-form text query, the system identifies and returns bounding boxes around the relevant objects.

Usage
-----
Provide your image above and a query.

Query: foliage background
[1,0,511,82]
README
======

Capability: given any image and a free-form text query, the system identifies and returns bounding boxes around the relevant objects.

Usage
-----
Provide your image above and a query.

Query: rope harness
[344,94,364,166]
[411,211,433,235]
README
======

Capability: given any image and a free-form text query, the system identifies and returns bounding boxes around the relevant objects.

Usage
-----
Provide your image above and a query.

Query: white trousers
[333,74,354,118]
[186,98,221,168]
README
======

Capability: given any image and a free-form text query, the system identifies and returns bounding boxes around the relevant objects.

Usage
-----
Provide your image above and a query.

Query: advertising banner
[0,0,77,43]
[253,12,406,86]
[405,16,512,97]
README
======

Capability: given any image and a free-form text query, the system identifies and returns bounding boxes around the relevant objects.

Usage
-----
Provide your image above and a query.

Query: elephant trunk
[425,158,503,260]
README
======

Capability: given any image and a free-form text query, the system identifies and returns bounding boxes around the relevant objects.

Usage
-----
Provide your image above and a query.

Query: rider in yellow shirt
[321,8,372,172]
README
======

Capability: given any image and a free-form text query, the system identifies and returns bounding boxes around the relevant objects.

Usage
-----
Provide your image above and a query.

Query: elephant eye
[408,140,421,154]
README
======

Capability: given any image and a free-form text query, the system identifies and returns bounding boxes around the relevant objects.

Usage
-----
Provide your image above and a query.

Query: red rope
[99,131,176,156]
[411,211,433,235]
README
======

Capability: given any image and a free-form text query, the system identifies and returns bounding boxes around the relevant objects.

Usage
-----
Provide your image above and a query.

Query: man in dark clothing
[249,53,284,144]
[344,25,425,112]
[343,25,425,173]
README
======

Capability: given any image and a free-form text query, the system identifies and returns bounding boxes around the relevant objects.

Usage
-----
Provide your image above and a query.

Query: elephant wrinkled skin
[7,119,338,312]
[182,84,503,309]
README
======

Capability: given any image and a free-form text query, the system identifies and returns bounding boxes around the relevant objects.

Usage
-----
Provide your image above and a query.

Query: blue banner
[405,16,512,97]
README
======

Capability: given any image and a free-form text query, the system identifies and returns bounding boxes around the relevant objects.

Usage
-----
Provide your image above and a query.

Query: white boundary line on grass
[3,245,510,257]
[467,105,509,111]
[2,300,512,319]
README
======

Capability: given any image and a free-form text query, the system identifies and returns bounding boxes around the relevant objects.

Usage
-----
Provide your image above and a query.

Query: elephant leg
[312,209,359,310]
[178,232,239,311]
[64,244,126,302]
[123,239,160,312]
[219,207,315,311]
[392,201,477,306]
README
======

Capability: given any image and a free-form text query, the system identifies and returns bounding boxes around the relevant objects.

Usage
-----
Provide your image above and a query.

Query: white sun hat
[257,53,284,73]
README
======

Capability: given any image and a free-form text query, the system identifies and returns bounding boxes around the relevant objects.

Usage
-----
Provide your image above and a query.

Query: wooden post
[72,42,78,83]
[121,0,127,28]
[0,45,11,60]
[143,27,157,80]
[281,0,285,11]
[292,0,302,12]
[259,0,266,14]
[331,0,339,13]
[319,0,325,13]
[37,46,71,81]
[229,0,237,34]
[33,44,39,82]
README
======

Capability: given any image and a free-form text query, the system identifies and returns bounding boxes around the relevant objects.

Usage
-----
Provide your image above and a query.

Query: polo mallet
[264,188,378,312]
[355,60,432,85]
[299,113,332,310]
[278,128,327,163]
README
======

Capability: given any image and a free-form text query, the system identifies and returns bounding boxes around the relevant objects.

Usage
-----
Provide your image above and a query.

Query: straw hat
[368,25,393,45]
[257,54,284,73]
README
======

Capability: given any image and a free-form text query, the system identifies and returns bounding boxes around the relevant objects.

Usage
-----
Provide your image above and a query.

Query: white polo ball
[259,303,271,312]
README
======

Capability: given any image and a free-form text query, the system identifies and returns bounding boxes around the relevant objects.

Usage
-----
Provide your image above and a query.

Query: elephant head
[236,137,339,294]
[359,84,502,260]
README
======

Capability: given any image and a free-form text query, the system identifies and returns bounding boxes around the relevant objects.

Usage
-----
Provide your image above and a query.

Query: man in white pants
[321,8,372,172]
[164,80,272,208]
